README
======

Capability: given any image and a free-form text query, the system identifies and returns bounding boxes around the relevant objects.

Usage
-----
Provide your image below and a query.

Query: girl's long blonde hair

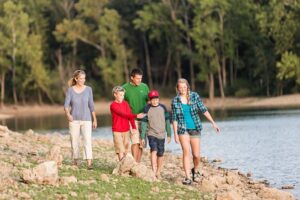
[176,78,191,104]
[68,70,86,86]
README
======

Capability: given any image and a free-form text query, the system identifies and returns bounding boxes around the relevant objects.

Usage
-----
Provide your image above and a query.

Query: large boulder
[257,187,295,200]
[112,154,136,174]
[112,154,156,182]
[198,178,217,192]
[46,146,63,167]
[59,176,77,185]
[216,190,243,200]
[131,163,156,182]
[21,161,58,185]
[0,125,9,137]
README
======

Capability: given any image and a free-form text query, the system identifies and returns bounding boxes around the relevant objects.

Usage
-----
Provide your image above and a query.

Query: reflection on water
[1,108,300,198]
[0,114,112,132]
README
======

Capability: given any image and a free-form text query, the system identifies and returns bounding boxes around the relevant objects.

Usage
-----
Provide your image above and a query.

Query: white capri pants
[69,120,93,160]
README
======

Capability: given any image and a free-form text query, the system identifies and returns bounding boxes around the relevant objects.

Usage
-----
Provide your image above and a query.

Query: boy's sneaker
[191,168,202,182]
[182,178,192,185]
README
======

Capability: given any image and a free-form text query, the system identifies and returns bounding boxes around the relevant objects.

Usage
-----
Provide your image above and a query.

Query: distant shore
[0,94,300,119]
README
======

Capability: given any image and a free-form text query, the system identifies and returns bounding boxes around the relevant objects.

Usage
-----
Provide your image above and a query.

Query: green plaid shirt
[171,92,208,134]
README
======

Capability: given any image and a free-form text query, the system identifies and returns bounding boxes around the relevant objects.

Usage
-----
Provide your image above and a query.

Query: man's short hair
[112,86,125,95]
[130,68,143,77]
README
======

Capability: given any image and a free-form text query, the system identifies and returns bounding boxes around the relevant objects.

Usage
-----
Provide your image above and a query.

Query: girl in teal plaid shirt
[171,78,220,185]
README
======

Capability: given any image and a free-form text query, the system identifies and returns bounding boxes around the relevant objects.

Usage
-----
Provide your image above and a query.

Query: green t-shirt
[122,82,149,114]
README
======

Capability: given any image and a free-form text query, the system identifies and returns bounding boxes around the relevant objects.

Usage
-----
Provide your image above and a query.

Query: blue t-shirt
[182,104,196,129]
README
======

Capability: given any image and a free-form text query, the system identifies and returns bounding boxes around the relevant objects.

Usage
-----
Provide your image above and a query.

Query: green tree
[0,1,30,104]
[54,0,128,92]
[277,51,300,87]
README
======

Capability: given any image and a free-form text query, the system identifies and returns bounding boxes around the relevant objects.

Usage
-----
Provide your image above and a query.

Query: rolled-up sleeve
[88,87,95,112]
[195,93,207,113]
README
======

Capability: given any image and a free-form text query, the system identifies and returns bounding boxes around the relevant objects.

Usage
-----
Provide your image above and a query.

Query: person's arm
[166,119,172,143]
[195,92,208,113]
[128,105,137,130]
[203,111,220,133]
[110,102,137,119]
[88,87,97,129]
[91,111,97,129]
[64,89,73,122]
[171,100,179,143]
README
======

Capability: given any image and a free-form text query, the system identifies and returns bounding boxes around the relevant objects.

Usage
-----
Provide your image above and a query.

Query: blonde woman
[64,70,97,169]
[171,78,220,185]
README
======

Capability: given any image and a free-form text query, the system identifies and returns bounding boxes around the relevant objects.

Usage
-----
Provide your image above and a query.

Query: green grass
[19,158,212,200]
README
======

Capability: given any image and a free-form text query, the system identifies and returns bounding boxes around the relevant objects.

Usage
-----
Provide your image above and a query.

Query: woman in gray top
[64,70,97,169]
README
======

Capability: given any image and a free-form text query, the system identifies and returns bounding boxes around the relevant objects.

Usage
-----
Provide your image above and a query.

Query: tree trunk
[235,48,239,81]
[0,72,5,108]
[209,72,214,100]
[123,48,129,83]
[219,12,227,88]
[162,48,172,87]
[230,56,233,86]
[143,34,153,88]
[182,0,195,90]
[72,40,77,70]
[218,65,225,98]
[12,27,18,104]
[56,49,68,93]
[12,58,18,104]
[38,89,43,105]
[176,51,182,79]
[266,69,270,97]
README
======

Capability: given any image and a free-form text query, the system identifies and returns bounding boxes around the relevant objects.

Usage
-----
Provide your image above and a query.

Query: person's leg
[190,137,201,170]
[123,131,130,157]
[156,156,164,178]
[69,121,80,165]
[148,136,158,174]
[136,121,143,162]
[156,138,165,178]
[131,120,143,162]
[113,132,126,161]
[81,121,93,168]
[151,150,158,174]
[190,135,201,182]
[179,134,191,179]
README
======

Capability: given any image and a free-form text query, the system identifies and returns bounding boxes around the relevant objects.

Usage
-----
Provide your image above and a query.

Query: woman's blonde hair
[176,78,191,104]
[68,70,86,86]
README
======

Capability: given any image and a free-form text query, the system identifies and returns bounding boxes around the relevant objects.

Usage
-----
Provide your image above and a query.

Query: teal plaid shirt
[171,92,208,134]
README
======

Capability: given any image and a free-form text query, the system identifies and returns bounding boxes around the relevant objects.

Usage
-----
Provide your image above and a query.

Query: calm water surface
[2,108,300,198]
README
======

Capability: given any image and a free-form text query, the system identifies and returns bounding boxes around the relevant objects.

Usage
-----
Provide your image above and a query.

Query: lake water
[2,108,300,198]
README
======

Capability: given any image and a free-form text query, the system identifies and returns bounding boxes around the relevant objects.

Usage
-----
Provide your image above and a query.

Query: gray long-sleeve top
[64,86,95,121]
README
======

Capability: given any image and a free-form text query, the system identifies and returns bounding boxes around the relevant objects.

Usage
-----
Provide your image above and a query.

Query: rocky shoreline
[0,125,295,200]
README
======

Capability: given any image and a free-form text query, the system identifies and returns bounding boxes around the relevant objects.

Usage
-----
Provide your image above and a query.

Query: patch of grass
[19,158,212,200]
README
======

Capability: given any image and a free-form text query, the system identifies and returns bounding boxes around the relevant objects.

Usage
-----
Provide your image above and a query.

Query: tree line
[0,0,300,107]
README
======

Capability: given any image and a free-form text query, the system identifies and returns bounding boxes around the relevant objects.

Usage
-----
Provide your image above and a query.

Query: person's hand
[92,120,97,129]
[67,114,73,122]
[167,137,171,144]
[137,113,146,119]
[140,139,145,147]
[212,122,220,133]
[174,134,179,144]
[131,128,138,135]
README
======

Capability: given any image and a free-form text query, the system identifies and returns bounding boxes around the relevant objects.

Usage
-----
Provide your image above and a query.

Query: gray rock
[46,146,63,167]
[21,161,58,185]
